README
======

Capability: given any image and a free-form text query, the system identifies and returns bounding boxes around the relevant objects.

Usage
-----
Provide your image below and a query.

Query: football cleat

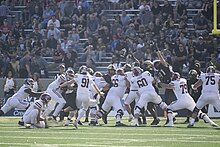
[102,114,108,124]
[115,122,127,127]
[83,118,89,123]
[142,116,147,124]
[78,121,83,125]
[73,121,78,129]
[29,124,37,129]
[52,116,58,124]
[18,120,24,126]
[211,123,219,127]
[138,118,142,125]
[151,118,160,125]
[164,121,174,127]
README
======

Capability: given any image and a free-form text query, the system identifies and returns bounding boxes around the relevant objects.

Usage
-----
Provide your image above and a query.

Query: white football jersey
[47,74,66,90]
[74,73,95,94]
[108,75,128,98]
[12,84,31,101]
[24,100,44,117]
[199,73,220,94]
[125,71,138,90]
[90,76,107,96]
[137,71,155,94]
[171,78,190,99]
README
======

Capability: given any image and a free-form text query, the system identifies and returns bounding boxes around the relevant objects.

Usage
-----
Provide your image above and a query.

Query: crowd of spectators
[0,0,219,79]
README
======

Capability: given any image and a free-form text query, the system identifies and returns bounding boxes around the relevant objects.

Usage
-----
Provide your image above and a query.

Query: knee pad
[115,109,124,118]
[159,102,167,110]
[167,109,172,114]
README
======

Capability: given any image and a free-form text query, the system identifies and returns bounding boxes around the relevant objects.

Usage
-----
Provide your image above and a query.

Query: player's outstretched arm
[191,79,202,90]
[24,89,43,98]
[59,79,75,89]
[156,50,169,67]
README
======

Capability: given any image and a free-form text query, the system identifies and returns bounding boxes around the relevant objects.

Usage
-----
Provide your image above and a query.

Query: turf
[0,117,220,147]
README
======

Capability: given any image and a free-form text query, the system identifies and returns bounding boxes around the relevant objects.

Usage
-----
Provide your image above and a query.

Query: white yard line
[0,130,219,137]
[0,136,220,144]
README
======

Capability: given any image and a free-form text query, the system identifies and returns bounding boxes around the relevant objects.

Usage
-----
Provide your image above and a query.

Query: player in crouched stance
[96,68,130,126]
[23,93,51,129]
[162,72,217,127]
[188,66,220,128]
[131,67,168,126]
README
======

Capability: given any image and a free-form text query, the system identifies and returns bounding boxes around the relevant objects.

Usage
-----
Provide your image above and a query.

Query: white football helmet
[132,66,143,76]
[79,65,88,74]
[40,93,51,104]
[66,67,75,80]
[24,78,34,88]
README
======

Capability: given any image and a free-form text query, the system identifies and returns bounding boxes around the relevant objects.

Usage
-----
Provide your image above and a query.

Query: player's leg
[51,89,66,121]
[147,102,160,125]
[64,110,77,126]
[89,105,99,126]
[131,94,147,126]
[113,96,125,126]
[96,97,112,121]
[124,92,136,122]
[0,97,13,115]
[188,95,207,127]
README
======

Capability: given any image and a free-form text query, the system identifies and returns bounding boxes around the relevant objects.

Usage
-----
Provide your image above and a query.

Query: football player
[42,73,67,123]
[188,66,220,127]
[60,65,103,128]
[0,78,43,116]
[23,93,51,128]
[161,72,217,127]
[96,68,130,126]
[131,67,168,126]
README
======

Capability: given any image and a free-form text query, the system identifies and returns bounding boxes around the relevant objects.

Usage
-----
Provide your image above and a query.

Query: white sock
[76,109,86,123]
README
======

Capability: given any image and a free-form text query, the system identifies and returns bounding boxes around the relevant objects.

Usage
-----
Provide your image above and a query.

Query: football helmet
[123,64,132,72]
[171,72,180,81]
[66,67,75,80]
[94,71,103,77]
[60,74,67,81]
[116,68,124,75]
[24,78,34,88]
[153,60,161,70]
[132,66,143,76]
[188,69,197,79]
[79,65,88,74]
[107,64,116,71]
[206,66,215,73]
[142,60,153,71]
[87,68,94,75]
[40,93,51,104]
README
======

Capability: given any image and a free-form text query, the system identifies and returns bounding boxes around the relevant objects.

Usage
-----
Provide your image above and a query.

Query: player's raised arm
[24,88,43,98]
[191,79,202,90]
[156,50,169,67]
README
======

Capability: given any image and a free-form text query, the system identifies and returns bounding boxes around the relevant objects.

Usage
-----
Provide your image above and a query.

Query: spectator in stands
[111,18,123,35]
[178,18,188,34]
[32,72,43,92]
[0,1,10,25]
[61,37,72,54]
[161,0,173,21]
[9,57,19,78]
[100,15,111,30]
[99,26,112,47]
[31,5,43,21]
[139,7,153,26]
[80,45,96,63]
[57,0,66,12]
[194,36,208,61]
[192,11,209,35]
[30,26,42,40]
[41,5,54,29]
[19,51,32,78]
[138,0,151,11]
[178,32,187,46]
[77,15,86,38]
[47,23,60,40]
[47,14,60,29]
[206,54,220,71]
[64,46,77,69]
[12,21,25,39]
[133,45,145,63]
[46,34,58,51]
[125,23,136,41]
[0,19,11,38]
[96,37,106,61]
[151,1,161,18]
[71,28,80,51]
[202,0,213,22]
[108,0,120,9]
[63,1,76,22]
[173,43,188,74]
[174,0,187,22]
[85,14,100,38]
[34,50,48,78]
[52,43,64,63]
[120,10,130,29]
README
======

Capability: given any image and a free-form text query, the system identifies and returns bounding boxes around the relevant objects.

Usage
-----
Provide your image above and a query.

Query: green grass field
[0,117,220,147]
